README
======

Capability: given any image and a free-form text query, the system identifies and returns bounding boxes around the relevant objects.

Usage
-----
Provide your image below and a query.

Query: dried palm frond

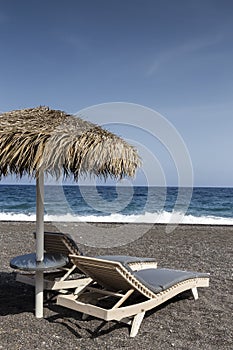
[0,106,141,180]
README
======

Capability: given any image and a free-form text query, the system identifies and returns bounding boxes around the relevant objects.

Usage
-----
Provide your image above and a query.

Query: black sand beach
[0,222,232,349]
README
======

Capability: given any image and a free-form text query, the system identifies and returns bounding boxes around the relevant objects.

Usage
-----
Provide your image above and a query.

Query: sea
[0,184,233,225]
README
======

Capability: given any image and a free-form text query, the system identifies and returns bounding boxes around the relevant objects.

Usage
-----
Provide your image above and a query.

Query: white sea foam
[0,211,233,225]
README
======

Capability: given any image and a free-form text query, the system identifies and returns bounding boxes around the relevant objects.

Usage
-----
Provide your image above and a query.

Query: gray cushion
[134,268,209,294]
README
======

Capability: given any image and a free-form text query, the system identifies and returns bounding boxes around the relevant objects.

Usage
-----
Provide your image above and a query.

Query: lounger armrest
[128,261,157,271]
[97,255,157,272]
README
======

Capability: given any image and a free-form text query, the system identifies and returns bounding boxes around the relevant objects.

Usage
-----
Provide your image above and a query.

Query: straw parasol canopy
[0,106,141,318]
[0,106,140,180]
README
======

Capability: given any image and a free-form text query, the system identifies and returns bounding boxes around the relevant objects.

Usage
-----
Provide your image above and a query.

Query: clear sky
[0,0,233,187]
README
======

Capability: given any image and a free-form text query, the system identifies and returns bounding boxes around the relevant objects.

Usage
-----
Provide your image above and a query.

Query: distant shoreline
[1,220,233,227]
[1,219,233,227]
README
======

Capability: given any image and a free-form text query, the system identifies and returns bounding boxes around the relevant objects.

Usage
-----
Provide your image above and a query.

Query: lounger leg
[191,287,199,300]
[60,265,77,281]
[130,311,145,337]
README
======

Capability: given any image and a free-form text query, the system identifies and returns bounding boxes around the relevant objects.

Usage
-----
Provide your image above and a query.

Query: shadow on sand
[0,271,34,315]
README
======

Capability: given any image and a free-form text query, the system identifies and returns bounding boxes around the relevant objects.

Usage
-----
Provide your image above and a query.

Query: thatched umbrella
[0,106,140,317]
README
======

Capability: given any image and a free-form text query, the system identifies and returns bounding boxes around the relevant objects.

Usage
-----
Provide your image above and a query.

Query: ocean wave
[1,211,233,225]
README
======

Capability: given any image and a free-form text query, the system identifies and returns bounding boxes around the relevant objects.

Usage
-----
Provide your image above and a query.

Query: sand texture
[0,222,232,349]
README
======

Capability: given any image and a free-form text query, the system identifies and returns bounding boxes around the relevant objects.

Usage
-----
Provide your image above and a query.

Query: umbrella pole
[35,171,44,318]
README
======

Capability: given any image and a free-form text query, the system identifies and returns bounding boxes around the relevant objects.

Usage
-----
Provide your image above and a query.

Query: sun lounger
[57,255,210,337]
[12,232,157,291]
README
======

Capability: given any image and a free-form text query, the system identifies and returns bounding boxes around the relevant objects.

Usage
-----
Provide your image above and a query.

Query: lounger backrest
[44,232,83,256]
[70,255,156,299]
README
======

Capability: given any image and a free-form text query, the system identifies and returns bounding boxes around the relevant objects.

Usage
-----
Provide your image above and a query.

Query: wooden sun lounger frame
[57,255,209,337]
[15,232,158,291]
[15,232,83,290]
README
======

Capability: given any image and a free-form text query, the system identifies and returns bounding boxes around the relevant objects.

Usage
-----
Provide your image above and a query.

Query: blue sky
[0,0,233,186]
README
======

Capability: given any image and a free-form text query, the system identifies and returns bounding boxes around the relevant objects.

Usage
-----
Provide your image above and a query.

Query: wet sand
[0,222,232,349]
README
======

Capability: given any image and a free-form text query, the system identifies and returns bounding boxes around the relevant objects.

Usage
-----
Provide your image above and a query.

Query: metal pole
[35,171,44,318]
